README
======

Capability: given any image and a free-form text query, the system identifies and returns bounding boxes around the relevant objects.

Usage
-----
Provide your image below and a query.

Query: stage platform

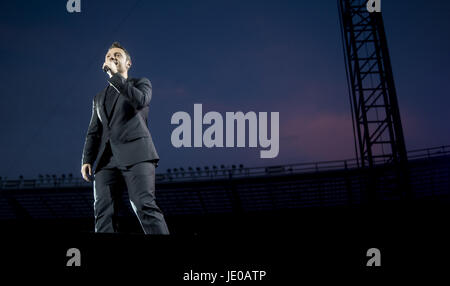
[1,201,448,281]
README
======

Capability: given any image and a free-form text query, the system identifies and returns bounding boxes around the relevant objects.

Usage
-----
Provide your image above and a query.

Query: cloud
[280,110,355,162]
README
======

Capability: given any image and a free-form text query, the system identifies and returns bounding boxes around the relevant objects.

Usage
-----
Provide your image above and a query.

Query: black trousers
[93,142,169,234]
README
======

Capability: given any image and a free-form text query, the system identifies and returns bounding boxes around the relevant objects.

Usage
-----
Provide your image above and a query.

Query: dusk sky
[1,0,449,179]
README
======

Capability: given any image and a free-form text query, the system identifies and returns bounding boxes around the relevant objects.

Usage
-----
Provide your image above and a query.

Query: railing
[405,145,450,160]
[1,145,449,189]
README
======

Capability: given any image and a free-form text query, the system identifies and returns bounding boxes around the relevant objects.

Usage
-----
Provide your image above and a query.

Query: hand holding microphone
[102,58,118,78]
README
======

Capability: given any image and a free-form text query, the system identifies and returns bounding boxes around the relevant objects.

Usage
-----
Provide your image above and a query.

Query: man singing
[81,42,169,235]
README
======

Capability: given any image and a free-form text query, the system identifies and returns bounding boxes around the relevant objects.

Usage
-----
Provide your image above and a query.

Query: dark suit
[81,73,169,234]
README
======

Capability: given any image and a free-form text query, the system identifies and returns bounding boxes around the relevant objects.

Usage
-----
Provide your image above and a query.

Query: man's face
[105,47,131,73]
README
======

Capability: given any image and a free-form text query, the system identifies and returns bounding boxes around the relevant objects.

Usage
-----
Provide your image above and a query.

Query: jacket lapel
[96,79,131,126]
[96,88,108,124]
[108,88,120,125]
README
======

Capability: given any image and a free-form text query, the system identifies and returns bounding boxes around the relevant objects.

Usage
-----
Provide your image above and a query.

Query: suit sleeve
[81,97,103,166]
[108,74,152,109]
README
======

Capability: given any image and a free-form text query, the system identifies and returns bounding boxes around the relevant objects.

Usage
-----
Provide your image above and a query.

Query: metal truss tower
[338,0,408,169]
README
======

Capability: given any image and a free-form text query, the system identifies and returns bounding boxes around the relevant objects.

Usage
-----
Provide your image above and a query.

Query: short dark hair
[109,41,131,62]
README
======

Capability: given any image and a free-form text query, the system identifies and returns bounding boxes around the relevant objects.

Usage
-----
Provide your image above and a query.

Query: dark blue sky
[1,0,449,178]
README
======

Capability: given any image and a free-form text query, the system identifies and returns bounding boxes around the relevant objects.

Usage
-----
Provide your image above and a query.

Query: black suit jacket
[81,74,159,174]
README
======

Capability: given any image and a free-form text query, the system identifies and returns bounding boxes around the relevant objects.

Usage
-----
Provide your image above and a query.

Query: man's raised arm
[108,73,152,109]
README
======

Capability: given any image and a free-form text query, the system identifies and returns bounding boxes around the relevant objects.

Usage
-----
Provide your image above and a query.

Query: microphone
[103,65,111,73]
